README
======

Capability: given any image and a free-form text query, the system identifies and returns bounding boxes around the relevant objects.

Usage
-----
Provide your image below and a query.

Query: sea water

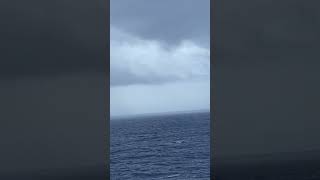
[111,112,210,180]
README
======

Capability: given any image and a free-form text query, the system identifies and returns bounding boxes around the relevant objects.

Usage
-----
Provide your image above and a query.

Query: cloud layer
[110,0,210,116]
[111,0,210,46]
[110,27,210,86]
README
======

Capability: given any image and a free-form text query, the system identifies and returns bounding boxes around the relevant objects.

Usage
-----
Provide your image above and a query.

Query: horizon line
[110,109,210,119]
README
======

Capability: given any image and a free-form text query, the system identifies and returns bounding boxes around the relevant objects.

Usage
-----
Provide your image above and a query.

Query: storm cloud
[111,0,210,47]
[110,0,210,116]
[110,27,209,86]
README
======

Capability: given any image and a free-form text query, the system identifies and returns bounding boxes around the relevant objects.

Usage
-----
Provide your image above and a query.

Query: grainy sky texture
[110,0,210,117]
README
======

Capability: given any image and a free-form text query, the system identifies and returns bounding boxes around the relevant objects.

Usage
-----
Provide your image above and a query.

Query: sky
[110,0,210,117]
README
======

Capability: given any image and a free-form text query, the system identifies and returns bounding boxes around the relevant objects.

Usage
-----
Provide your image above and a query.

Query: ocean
[110,112,210,180]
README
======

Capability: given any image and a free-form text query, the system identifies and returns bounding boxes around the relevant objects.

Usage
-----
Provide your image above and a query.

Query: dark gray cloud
[0,0,107,78]
[111,0,210,47]
[110,0,210,86]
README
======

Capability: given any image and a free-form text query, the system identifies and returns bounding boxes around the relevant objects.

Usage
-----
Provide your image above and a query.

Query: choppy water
[111,112,210,180]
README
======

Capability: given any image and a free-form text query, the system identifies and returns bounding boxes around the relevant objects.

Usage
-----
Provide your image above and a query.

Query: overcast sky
[110,0,210,117]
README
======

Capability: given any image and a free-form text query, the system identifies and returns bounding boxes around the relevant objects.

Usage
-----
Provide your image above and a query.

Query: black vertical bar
[210,0,215,179]
[106,0,110,179]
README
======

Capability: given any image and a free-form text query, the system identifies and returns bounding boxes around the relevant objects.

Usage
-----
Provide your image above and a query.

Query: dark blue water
[111,112,210,180]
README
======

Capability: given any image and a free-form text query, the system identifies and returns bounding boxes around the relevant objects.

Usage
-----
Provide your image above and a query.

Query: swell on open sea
[111,112,210,180]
